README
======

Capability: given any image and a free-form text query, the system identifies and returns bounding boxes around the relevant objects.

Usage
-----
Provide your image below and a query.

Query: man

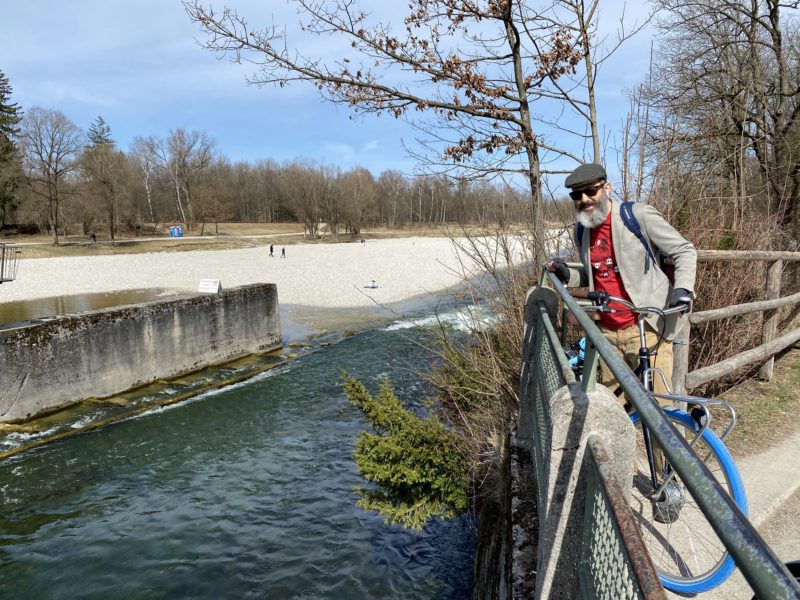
[547,162,697,402]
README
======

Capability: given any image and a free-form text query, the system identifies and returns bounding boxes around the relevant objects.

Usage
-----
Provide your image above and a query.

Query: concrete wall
[533,383,635,599]
[0,284,281,422]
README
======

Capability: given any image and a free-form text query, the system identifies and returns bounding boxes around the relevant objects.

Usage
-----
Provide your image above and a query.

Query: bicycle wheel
[629,408,748,594]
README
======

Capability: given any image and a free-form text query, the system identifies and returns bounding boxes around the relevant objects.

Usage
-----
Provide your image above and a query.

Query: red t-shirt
[589,213,636,330]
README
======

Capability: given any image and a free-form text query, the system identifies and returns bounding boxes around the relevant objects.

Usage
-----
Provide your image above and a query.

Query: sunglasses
[569,183,605,201]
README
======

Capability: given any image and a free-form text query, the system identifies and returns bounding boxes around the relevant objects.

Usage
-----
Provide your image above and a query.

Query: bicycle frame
[581,292,690,497]
[583,292,740,505]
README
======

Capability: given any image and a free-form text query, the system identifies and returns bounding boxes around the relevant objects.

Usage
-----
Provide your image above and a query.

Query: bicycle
[574,291,749,595]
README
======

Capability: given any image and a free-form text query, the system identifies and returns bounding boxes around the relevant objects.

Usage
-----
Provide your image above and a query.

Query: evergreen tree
[342,373,470,531]
[87,115,113,147]
[0,70,23,226]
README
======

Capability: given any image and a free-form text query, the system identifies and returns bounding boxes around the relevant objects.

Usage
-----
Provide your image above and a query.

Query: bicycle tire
[629,408,748,594]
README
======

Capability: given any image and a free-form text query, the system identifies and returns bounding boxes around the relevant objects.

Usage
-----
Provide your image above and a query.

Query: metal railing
[582,435,665,599]
[519,285,665,598]
[527,272,800,598]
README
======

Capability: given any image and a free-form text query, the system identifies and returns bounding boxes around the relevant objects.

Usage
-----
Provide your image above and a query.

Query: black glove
[547,258,570,284]
[667,288,693,310]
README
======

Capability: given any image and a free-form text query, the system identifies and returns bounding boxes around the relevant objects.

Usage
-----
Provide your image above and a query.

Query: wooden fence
[672,250,800,393]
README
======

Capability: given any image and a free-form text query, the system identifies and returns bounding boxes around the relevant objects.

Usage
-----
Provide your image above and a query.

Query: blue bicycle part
[629,408,748,594]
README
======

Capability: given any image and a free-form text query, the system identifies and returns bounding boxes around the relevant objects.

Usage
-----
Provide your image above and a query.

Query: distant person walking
[281,248,286,258]
[269,244,274,257]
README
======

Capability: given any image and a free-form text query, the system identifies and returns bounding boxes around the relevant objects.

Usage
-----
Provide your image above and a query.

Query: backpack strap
[574,222,585,251]
[619,202,658,273]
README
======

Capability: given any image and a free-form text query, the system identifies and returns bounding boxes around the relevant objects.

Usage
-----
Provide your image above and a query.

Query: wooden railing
[673,250,800,392]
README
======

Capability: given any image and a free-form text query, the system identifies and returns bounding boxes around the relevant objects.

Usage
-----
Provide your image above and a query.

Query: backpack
[575,201,675,283]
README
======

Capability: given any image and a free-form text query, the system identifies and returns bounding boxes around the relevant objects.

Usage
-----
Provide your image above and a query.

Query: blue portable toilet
[177,226,183,237]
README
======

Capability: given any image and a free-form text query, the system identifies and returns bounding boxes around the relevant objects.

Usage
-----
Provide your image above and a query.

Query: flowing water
[0,305,479,599]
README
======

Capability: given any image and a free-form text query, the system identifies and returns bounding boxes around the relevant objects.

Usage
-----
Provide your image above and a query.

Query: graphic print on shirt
[592,238,614,279]
[589,215,636,330]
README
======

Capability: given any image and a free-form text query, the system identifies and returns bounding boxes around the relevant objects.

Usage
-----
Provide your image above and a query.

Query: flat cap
[565,163,607,189]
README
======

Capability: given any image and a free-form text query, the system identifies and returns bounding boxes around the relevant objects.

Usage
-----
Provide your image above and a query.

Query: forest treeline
[0,73,529,245]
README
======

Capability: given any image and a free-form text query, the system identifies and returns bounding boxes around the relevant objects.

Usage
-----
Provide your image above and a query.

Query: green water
[0,308,477,599]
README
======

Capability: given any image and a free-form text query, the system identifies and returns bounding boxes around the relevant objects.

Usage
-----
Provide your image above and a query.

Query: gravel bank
[2,237,483,335]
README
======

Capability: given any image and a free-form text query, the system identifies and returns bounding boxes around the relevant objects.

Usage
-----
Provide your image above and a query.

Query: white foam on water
[129,363,297,421]
[1,426,60,449]
[384,303,499,333]
[71,414,97,429]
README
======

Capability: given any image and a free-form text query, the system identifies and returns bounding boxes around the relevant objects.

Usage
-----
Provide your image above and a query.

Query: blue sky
[1,1,655,183]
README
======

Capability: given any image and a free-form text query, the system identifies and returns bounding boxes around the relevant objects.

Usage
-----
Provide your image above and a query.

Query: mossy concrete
[0,283,281,422]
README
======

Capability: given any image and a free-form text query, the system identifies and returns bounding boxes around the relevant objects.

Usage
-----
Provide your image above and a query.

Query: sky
[1,0,656,184]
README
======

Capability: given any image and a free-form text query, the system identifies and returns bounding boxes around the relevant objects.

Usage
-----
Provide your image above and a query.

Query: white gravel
[2,236,479,311]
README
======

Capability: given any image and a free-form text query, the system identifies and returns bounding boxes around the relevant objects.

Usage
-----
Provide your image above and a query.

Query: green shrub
[343,373,471,531]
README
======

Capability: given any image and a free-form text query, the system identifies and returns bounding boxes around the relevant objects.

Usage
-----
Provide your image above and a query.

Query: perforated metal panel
[582,466,641,600]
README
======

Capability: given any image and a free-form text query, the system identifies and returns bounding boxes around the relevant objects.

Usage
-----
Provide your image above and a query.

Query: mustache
[577,200,600,210]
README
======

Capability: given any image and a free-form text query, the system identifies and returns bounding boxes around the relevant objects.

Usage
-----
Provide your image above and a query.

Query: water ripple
[0,324,475,599]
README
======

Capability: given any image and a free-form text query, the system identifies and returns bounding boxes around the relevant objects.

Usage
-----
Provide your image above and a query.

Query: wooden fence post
[759,259,783,381]
[672,317,691,394]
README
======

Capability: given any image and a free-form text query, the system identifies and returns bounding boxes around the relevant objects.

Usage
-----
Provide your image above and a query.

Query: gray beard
[575,197,610,229]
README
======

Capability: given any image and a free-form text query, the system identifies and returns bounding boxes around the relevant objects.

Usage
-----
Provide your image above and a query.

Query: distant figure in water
[281,247,286,258]
[365,280,378,289]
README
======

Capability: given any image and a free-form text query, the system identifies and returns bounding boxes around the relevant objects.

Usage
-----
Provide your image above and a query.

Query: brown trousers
[598,324,674,401]
[598,323,674,476]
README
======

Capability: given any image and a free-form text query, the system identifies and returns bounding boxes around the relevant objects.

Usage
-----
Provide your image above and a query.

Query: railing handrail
[698,249,800,262]
[541,270,800,598]
[690,291,800,323]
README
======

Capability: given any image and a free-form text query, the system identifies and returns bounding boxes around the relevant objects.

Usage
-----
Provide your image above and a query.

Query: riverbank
[2,236,495,337]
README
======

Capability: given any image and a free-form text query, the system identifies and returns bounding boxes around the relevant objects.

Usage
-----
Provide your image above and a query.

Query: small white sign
[198,279,221,293]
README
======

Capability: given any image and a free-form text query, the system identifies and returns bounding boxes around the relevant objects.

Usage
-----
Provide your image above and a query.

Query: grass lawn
[717,347,800,458]
[0,223,455,259]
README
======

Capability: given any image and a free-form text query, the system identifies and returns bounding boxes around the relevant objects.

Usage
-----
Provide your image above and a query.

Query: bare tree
[377,170,408,228]
[149,129,214,225]
[283,160,326,237]
[130,136,159,226]
[80,120,131,243]
[184,0,644,257]
[320,164,342,236]
[644,0,800,237]
[338,167,376,234]
[252,159,290,222]
[194,178,238,235]
[19,107,83,245]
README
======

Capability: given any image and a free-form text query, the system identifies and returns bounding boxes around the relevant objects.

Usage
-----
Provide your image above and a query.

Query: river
[0,304,477,599]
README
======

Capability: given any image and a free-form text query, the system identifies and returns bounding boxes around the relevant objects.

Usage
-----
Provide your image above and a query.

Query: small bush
[343,373,471,531]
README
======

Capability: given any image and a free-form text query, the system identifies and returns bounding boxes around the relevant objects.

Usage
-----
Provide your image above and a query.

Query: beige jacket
[567,200,697,340]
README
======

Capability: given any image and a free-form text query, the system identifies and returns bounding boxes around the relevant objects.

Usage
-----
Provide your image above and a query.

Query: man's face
[572,180,610,229]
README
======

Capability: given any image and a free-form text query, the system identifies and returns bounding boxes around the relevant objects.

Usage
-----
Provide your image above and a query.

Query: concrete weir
[0,283,281,422]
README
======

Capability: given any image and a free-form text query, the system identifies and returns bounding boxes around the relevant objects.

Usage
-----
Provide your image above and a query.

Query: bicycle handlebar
[585,291,691,317]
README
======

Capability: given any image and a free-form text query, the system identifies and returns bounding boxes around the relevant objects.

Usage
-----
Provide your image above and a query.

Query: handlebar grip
[587,291,608,303]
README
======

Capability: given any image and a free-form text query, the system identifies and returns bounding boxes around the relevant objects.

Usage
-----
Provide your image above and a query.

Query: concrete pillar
[534,382,636,599]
